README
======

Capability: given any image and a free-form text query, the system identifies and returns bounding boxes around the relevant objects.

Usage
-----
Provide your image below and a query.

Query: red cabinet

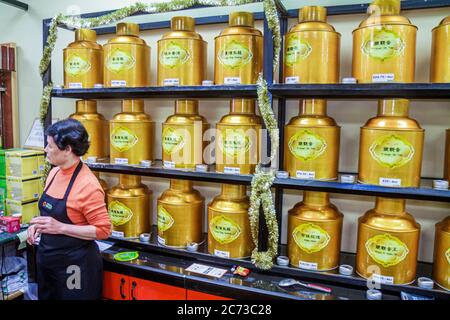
[129,276,186,300]
[186,290,232,300]
[103,272,185,300]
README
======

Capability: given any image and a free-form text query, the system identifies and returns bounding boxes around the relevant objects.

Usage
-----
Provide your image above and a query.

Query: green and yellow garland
[39,0,281,269]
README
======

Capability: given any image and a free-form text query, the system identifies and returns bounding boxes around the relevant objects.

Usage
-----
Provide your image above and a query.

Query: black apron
[36,161,103,300]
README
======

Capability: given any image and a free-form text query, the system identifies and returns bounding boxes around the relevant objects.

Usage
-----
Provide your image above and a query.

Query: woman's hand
[30,216,65,236]
[26,224,40,245]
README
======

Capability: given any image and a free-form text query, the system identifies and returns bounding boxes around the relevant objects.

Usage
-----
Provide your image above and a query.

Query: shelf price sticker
[371,273,394,285]
[296,171,315,179]
[163,78,180,86]
[285,76,300,84]
[185,263,228,278]
[365,233,409,267]
[68,82,83,89]
[111,80,127,87]
[224,167,240,175]
[372,73,395,83]
[379,177,401,187]
[299,261,318,271]
[224,77,241,85]
[214,249,230,259]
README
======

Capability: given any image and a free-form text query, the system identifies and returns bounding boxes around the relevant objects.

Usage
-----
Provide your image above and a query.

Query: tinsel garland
[248,74,279,269]
[38,0,282,269]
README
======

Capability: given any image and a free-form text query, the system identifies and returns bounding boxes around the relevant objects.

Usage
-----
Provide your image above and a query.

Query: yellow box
[5,149,45,179]
[6,176,42,202]
[6,199,39,224]
[37,155,46,176]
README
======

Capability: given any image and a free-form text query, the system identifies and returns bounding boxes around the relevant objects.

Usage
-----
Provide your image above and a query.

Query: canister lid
[122,99,145,113]
[117,22,140,36]
[229,12,254,27]
[299,6,327,23]
[171,16,195,31]
[75,29,97,42]
[76,99,97,113]
[175,99,199,114]
[368,0,400,16]
[230,98,256,114]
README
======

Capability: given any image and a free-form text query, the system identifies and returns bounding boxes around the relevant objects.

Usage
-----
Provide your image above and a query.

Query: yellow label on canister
[446,248,450,264]
[365,234,409,267]
[157,205,174,232]
[111,126,138,152]
[210,215,241,245]
[162,127,185,155]
[218,40,253,69]
[65,54,91,76]
[285,35,312,67]
[159,41,190,68]
[108,200,133,226]
[369,135,415,169]
[362,28,405,61]
[292,223,331,254]
[218,129,251,157]
[288,129,327,161]
[106,48,136,73]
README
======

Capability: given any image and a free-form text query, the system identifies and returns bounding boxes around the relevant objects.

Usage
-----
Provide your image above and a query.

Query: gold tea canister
[103,22,150,87]
[157,179,204,248]
[287,191,343,271]
[215,98,262,175]
[64,29,103,88]
[107,175,152,239]
[352,0,417,83]
[69,100,109,161]
[358,99,424,187]
[356,197,420,285]
[208,184,253,259]
[432,216,450,291]
[214,12,263,85]
[157,16,207,86]
[162,99,209,169]
[284,99,340,180]
[445,129,450,182]
[283,6,340,84]
[431,16,450,83]
[110,100,154,165]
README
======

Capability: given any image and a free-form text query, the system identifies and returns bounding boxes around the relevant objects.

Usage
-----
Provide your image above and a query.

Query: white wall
[0,0,449,263]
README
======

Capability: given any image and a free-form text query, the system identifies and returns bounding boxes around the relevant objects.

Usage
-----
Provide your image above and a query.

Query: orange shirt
[44,161,111,240]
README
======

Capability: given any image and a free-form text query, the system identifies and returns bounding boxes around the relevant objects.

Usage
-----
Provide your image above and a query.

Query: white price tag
[157,236,166,246]
[224,167,240,175]
[164,161,176,169]
[114,158,129,165]
[185,263,228,278]
[111,231,124,238]
[111,80,127,87]
[285,76,300,84]
[163,78,180,86]
[372,73,394,83]
[299,261,318,271]
[372,273,394,285]
[68,82,83,89]
[296,171,315,179]
[379,177,401,187]
[214,249,230,258]
[224,77,241,85]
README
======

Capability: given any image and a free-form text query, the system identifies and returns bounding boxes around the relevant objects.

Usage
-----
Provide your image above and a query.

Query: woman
[27,119,111,300]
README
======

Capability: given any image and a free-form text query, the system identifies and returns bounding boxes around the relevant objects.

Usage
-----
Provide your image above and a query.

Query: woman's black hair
[46,118,90,156]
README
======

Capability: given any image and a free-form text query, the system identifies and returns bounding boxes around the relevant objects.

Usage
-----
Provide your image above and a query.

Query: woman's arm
[30,216,97,240]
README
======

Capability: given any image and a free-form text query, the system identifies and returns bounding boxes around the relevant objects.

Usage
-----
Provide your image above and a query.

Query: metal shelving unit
[43,0,450,300]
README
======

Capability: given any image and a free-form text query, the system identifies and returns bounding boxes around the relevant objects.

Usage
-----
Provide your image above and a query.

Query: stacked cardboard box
[4,149,45,224]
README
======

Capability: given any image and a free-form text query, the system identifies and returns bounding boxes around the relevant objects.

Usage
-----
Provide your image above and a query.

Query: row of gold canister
[72,97,450,188]
[101,175,449,290]
[64,1,450,89]
[64,12,262,88]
